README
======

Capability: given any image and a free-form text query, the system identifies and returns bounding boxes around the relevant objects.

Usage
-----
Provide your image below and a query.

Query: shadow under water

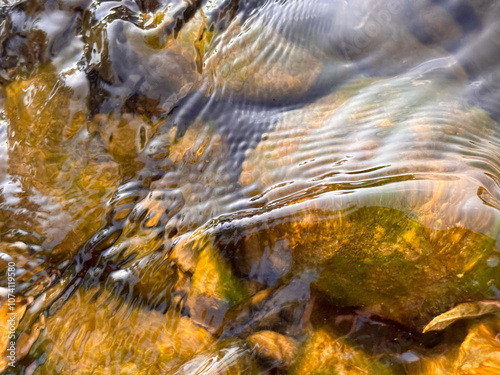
[1,0,500,373]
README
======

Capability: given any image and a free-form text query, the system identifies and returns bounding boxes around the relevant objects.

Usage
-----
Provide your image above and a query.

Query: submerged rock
[2,66,122,298]
[413,317,500,374]
[290,327,400,374]
[194,204,499,330]
[173,339,259,375]
[33,287,214,374]
[246,330,299,366]
[179,73,500,330]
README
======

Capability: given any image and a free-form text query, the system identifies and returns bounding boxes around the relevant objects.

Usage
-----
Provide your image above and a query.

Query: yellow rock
[416,318,500,374]
[100,121,233,268]
[246,330,299,366]
[2,66,121,295]
[91,112,158,164]
[291,328,396,374]
[35,287,214,374]
[184,236,248,331]
[190,238,247,304]
[454,321,500,374]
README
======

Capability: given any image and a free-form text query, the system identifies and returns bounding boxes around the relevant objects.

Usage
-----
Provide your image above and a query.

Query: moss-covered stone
[185,236,249,331]
[206,203,500,330]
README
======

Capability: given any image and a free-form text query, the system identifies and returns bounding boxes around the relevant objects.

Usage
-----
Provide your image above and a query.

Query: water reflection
[1,0,500,373]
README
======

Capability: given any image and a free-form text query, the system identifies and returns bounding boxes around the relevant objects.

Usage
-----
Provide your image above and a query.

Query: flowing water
[1,0,500,373]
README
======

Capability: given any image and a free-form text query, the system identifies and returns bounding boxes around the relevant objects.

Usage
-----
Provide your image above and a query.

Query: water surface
[1,0,500,373]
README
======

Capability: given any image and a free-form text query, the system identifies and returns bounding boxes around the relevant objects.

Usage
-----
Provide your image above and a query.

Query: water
[1,0,500,373]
